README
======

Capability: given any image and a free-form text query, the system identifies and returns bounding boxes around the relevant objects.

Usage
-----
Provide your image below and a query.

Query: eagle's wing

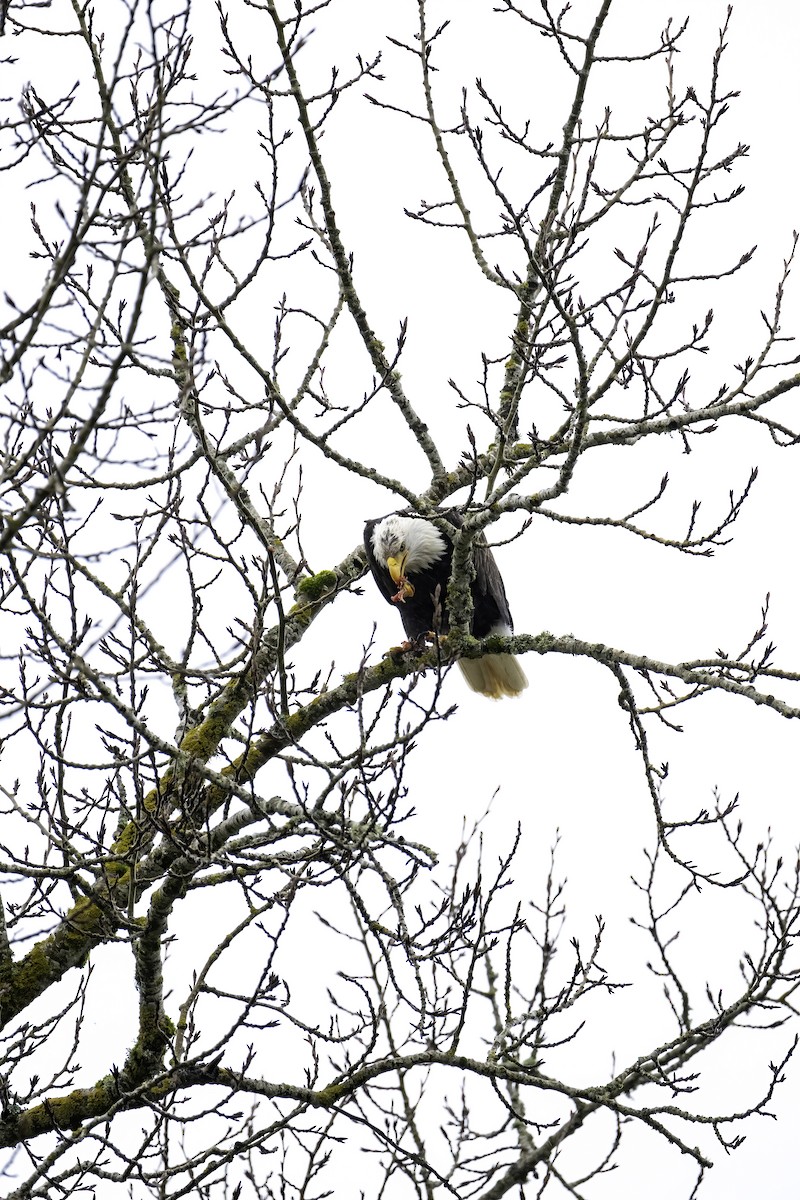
[440,510,514,634]
[473,538,514,631]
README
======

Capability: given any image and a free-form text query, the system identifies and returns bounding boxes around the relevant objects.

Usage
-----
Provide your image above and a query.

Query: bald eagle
[364,511,528,699]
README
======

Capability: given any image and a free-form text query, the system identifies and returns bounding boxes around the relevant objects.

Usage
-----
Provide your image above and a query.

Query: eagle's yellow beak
[387,553,415,600]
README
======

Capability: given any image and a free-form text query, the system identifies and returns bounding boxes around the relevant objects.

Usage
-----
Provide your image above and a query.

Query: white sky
[3,1,800,1196]
[290,4,800,1196]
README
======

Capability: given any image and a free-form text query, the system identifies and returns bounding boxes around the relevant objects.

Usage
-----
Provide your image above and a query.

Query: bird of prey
[364,511,528,699]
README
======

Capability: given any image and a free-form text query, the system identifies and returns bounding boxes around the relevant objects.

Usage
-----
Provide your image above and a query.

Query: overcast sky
[4,2,800,1196]
[302,5,800,1196]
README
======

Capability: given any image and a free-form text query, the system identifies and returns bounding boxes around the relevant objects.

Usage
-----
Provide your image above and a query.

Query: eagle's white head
[370,515,448,575]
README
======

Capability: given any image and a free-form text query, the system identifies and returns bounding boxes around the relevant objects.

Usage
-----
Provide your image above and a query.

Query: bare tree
[1,1,799,1196]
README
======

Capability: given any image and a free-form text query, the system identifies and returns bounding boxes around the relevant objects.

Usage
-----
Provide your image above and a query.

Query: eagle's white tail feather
[458,654,528,699]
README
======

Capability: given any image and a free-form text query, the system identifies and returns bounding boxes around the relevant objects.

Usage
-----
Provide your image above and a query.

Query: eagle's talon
[383,641,415,659]
[383,632,431,659]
